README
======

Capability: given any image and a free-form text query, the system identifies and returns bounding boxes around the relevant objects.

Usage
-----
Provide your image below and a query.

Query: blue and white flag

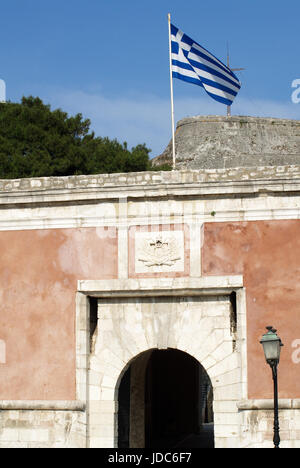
[171,24,241,106]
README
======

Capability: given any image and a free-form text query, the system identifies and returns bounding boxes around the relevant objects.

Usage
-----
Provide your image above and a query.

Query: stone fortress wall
[0,116,300,448]
[153,115,300,169]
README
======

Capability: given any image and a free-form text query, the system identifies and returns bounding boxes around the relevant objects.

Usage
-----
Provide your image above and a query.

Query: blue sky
[0,0,300,157]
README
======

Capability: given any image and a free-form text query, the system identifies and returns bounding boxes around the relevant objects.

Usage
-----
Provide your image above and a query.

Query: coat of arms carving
[137,236,181,268]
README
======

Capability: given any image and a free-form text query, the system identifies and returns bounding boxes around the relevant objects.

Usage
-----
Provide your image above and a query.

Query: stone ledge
[0,400,86,411]
[237,399,300,410]
[78,276,243,297]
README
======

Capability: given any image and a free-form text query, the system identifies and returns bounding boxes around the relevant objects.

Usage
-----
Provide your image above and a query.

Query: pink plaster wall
[202,220,300,399]
[2,220,299,401]
[0,227,118,400]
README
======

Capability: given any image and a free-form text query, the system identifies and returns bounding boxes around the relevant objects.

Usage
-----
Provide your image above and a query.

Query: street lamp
[260,326,284,449]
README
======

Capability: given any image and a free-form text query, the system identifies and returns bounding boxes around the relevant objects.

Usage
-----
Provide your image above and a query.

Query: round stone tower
[153,115,300,169]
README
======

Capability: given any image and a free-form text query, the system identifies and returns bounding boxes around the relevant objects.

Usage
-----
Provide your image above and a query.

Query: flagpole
[226,43,231,117]
[168,13,176,170]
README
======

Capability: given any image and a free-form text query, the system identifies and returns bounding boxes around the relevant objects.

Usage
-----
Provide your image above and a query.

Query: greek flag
[171,24,241,106]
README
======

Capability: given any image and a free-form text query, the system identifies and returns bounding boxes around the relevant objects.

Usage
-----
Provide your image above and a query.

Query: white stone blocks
[87,284,245,449]
[238,408,300,448]
[0,407,86,448]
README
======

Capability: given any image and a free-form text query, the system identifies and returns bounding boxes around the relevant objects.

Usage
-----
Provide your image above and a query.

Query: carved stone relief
[135,231,185,273]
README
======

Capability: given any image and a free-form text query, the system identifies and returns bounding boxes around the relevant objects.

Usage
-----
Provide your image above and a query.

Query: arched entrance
[85,279,246,449]
[118,349,214,448]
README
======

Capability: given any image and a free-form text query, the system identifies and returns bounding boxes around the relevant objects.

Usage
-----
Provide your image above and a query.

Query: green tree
[0,96,169,179]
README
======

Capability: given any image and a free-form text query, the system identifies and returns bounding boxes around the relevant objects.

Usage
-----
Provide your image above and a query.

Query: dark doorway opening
[118,349,214,448]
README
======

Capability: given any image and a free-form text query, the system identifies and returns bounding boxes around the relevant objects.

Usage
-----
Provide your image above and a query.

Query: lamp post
[260,326,284,449]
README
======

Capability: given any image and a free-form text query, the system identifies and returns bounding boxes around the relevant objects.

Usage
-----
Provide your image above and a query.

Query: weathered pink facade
[2,220,299,402]
[0,227,118,400]
[202,220,300,399]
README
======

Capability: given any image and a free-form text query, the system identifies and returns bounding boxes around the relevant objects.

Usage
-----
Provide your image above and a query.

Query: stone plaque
[135,230,185,273]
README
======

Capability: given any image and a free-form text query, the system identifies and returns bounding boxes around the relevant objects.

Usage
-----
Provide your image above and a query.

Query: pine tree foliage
[0,97,169,179]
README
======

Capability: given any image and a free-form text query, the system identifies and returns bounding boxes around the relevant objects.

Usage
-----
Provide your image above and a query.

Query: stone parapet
[1,165,300,205]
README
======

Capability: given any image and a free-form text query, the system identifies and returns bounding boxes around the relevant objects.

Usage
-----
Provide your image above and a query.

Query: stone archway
[83,277,246,449]
[118,348,214,448]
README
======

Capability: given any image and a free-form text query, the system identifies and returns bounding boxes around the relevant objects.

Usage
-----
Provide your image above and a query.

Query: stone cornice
[78,276,243,297]
[1,166,300,206]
